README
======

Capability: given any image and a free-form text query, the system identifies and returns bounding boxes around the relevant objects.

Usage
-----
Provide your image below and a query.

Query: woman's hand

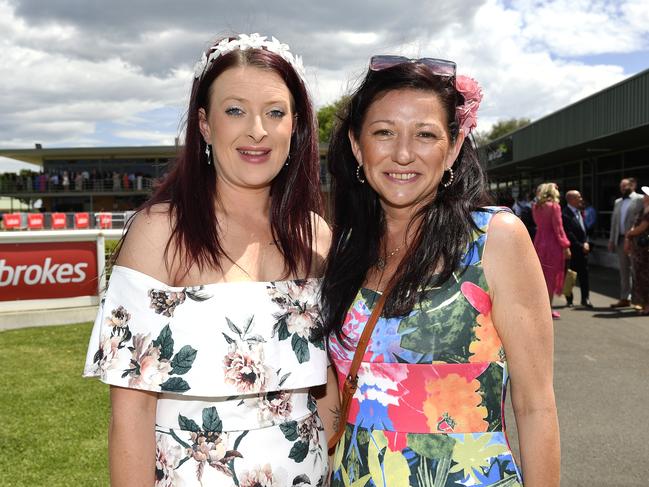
[563,247,571,259]
[312,366,341,481]
[624,237,632,256]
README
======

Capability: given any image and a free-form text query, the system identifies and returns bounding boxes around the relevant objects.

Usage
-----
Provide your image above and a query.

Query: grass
[0,323,110,486]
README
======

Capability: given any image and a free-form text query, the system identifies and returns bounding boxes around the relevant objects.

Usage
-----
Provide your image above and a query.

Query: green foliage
[170,345,198,375]
[475,118,531,146]
[104,238,120,258]
[160,376,190,393]
[152,324,174,360]
[280,420,299,441]
[407,433,456,460]
[399,270,482,362]
[317,96,349,143]
[291,333,310,363]
[478,362,504,430]
[104,238,121,279]
[0,323,110,486]
[288,440,309,462]
[202,406,222,433]
[178,414,201,433]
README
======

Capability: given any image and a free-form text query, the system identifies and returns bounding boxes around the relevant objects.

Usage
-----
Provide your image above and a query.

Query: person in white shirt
[608,178,644,307]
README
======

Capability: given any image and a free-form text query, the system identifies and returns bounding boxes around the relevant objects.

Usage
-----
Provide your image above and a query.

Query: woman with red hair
[84,34,334,486]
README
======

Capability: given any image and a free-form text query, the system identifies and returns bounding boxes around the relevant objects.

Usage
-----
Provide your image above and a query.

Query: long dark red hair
[133,36,321,279]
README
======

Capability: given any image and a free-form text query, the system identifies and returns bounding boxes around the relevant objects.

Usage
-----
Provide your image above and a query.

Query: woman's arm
[551,203,570,248]
[109,386,158,486]
[483,212,560,487]
[108,204,175,485]
[312,365,341,444]
[625,219,649,238]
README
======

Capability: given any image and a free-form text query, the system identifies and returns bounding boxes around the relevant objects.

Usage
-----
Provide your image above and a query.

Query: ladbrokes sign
[0,241,98,301]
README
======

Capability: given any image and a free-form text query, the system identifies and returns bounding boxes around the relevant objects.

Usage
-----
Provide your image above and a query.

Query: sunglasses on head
[369,55,456,77]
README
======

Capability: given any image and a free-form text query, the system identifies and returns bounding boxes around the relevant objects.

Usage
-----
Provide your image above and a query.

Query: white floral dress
[84,265,328,486]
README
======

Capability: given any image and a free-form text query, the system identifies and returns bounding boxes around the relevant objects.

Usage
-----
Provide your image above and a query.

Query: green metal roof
[486,67,649,170]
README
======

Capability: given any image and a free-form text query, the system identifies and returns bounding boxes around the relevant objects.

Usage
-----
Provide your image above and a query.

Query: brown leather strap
[328,286,392,453]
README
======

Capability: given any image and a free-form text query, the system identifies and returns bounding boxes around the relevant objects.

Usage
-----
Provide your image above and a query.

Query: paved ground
[505,266,649,486]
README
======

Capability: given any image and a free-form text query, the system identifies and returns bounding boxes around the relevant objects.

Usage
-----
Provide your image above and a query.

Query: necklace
[376,245,403,270]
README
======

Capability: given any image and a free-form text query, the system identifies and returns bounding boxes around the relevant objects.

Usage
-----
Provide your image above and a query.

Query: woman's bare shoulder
[309,212,332,276]
[116,203,177,283]
[311,211,332,260]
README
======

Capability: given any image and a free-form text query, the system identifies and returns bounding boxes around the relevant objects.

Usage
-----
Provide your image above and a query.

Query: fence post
[96,233,106,299]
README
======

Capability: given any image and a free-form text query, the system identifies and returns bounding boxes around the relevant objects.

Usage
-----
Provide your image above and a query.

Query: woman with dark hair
[83,34,334,486]
[323,57,559,486]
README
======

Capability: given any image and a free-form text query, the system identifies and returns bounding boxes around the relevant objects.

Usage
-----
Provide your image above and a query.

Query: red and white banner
[3,213,21,230]
[74,212,90,229]
[0,241,98,301]
[27,213,44,230]
[51,213,67,229]
[97,213,112,229]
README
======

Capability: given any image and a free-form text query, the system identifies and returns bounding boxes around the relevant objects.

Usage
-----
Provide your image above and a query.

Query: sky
[1,0,648,173]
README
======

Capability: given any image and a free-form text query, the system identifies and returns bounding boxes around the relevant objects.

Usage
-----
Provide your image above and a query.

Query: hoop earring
[205,144,212,165]
[356,164,366,184]
[442,167,454,187]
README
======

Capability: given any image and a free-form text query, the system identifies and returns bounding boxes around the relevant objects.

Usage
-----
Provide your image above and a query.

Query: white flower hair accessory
[193,33,305,80]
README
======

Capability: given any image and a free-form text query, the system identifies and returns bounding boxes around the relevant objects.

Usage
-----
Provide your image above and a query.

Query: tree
[317,96,349,143]
[474,117,531,146]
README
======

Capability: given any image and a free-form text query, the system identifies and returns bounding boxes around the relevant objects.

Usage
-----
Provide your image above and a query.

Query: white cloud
[0,156,41,174]
[512,0,649,56]
[0,0,646,157]
[407,0,630,132]
[337,31,381,46]
[112,130,176,145]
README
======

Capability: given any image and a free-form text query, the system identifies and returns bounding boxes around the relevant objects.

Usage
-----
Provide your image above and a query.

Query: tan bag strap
[327,286,392,453]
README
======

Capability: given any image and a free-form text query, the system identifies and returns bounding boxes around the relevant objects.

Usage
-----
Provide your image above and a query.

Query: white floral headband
[193,33,306,80]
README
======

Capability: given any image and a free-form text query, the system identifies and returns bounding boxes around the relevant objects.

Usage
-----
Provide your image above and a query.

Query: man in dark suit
[562,190,592,307]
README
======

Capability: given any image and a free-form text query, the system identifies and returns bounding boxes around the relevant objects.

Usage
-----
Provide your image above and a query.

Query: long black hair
[321,62,491,341]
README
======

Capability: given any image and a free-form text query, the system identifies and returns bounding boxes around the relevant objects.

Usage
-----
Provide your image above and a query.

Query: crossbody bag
[327,287,391,453]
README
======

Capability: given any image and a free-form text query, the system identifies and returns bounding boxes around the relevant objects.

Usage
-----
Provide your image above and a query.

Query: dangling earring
[205,144,212,165]
[356,164,366,184]
[442,167,454,187]
[285,153,290,167]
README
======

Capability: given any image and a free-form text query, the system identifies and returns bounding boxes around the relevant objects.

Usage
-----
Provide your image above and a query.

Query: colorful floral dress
[329,209,523,487]
[84,266,328,486]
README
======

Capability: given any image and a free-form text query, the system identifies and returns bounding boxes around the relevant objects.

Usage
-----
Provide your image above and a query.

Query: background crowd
[499,177,649,316]
[0,169,155,193]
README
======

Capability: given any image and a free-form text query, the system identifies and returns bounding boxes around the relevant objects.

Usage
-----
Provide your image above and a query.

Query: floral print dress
[329,208,524,487]
[84,266,328,486]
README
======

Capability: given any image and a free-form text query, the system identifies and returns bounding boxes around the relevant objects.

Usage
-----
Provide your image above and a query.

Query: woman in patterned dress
[625,186,649,315]
[321,56,559,486]
[84,34,338,486]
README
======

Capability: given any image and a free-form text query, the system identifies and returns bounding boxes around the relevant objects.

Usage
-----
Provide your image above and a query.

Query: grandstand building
[0,144,330,217]
[484,67,649,239]
[0,145,176,213]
